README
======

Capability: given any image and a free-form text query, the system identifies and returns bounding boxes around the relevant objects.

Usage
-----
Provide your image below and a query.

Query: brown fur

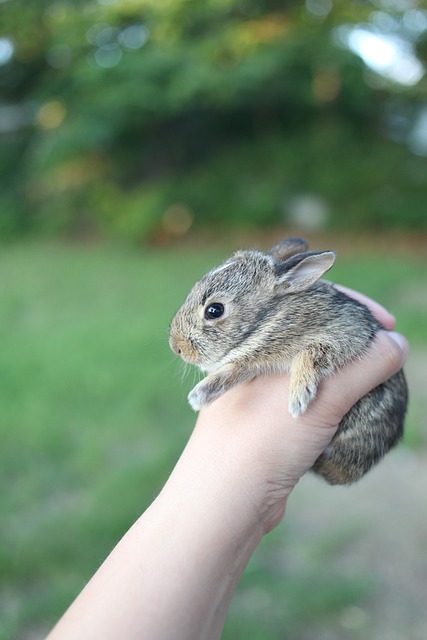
[169,237,408,485]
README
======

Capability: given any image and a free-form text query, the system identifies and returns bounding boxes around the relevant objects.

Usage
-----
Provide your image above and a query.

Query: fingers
[333,284,396,330]
[318,330,408,420]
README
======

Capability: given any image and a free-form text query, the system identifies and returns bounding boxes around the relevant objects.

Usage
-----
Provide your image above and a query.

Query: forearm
[47,414,265,640]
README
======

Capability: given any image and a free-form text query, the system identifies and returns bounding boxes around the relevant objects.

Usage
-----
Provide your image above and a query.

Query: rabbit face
[169,251,277,371]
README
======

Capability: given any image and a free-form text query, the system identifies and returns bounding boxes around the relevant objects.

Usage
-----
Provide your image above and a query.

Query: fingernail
[388,331,409,354]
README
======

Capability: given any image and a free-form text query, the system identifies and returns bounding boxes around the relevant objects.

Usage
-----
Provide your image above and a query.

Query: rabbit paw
[188,378,223,411]
[188,381,208,411]
[188,366,254,411]
[288,383,317,418]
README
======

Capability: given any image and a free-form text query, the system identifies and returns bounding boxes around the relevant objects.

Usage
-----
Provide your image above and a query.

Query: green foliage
[1,0,427,240]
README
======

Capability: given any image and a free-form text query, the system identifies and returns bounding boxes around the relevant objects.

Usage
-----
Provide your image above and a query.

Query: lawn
[1,238,426,639]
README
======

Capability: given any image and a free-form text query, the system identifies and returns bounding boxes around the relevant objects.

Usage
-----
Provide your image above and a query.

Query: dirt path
[285,445,427,640]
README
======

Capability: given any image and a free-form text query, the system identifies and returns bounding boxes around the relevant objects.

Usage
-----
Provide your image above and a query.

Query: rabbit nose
[169,335,183,356]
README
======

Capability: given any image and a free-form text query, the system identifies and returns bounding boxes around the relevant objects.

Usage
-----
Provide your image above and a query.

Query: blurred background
[1,0,427,638]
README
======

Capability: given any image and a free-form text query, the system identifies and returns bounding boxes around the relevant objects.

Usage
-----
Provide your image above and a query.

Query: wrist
[164,412,267,541]
[191,391,294,535]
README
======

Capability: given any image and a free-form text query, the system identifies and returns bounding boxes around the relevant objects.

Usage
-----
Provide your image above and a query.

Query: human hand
[196,288,408,534]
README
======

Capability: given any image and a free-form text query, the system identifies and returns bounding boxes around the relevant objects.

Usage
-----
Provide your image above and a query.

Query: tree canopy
[1,0,426,240]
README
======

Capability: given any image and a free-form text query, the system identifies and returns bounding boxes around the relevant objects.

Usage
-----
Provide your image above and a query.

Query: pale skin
[47,287,408,640]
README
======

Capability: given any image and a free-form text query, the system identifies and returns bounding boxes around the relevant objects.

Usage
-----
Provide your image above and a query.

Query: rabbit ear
[275,251,335,293]
[268,237,309,262]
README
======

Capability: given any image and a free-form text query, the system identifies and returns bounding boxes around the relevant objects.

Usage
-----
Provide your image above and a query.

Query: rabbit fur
[169,237,407,484]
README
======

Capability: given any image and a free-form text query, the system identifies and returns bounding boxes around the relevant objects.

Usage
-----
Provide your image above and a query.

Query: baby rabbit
[169,237,407,485]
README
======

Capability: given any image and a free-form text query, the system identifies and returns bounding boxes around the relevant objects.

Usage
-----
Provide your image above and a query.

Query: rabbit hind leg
[312,376,405,485]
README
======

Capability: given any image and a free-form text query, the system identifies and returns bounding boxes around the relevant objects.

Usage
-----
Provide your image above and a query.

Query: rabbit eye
[204,303,225,320]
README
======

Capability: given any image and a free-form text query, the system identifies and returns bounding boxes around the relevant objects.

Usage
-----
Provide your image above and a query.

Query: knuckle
[375,331,405,374]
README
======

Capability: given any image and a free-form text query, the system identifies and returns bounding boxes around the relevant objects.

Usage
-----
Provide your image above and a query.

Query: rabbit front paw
[188,380,210,411]
[188,365,247,411]
[188,377,226,411]
[288,382,317,418]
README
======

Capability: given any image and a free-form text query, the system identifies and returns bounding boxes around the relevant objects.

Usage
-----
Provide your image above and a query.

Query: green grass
[0,239,426,639]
